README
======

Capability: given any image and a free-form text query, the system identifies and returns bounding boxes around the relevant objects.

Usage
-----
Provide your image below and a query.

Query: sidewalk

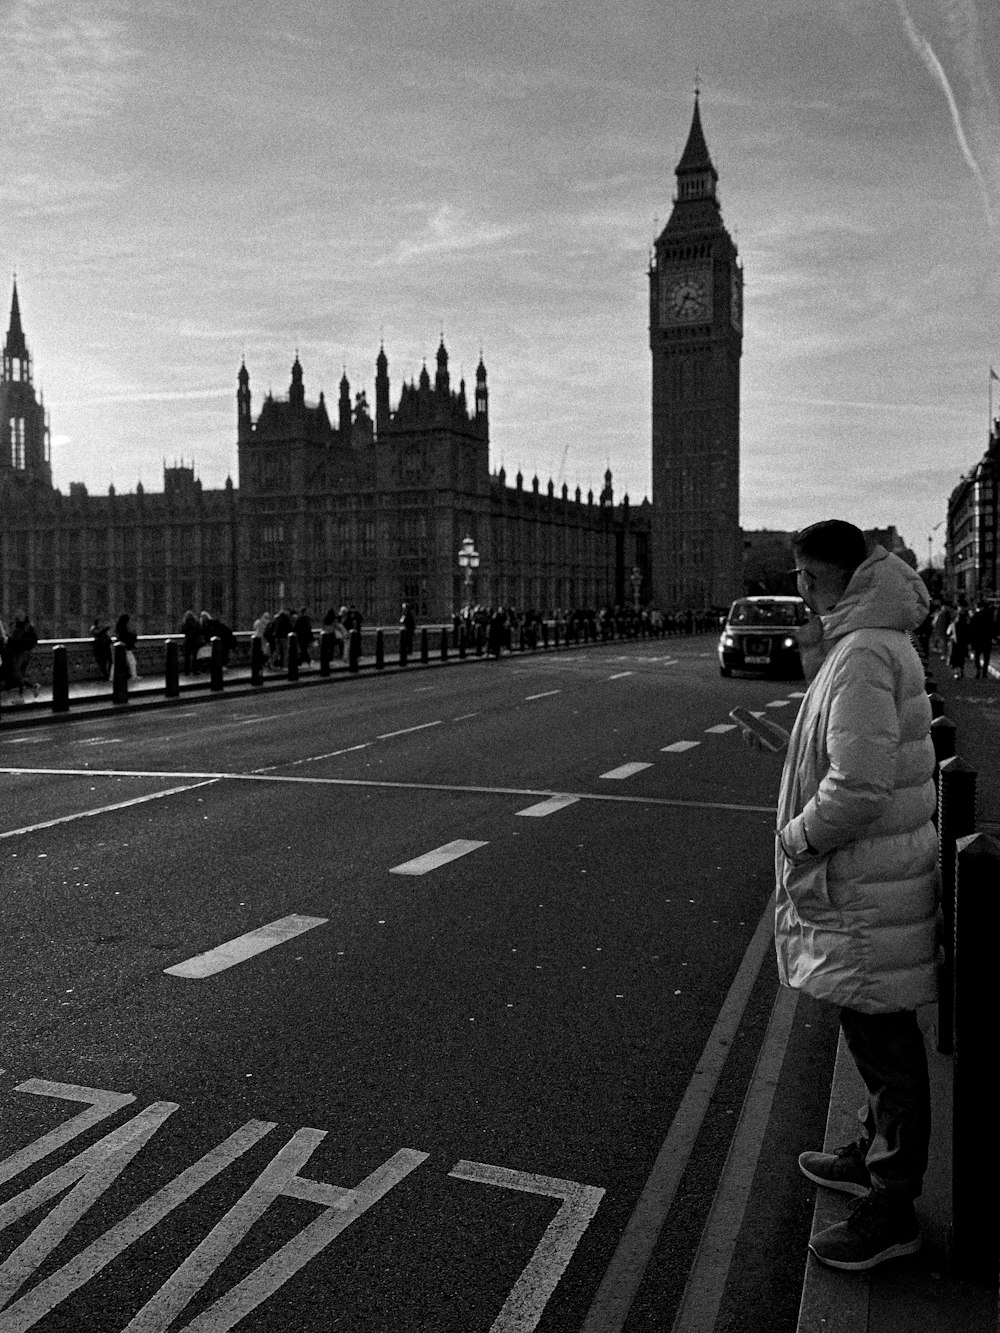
[796,1010,996,1332]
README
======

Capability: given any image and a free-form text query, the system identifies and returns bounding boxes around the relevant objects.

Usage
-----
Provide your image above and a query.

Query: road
[0,637,842,1333]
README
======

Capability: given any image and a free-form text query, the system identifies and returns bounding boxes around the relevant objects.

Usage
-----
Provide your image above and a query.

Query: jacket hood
[823,546,930,641]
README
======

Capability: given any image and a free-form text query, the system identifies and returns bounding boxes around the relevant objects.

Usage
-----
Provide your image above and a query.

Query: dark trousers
[840,1007,930,1201]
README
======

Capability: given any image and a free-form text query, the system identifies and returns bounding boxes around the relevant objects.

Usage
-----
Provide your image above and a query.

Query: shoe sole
[798,1157,870,1197]
[809,1236,920,1271]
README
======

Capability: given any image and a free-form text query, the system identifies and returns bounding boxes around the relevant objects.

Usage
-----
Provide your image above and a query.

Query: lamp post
[458,535,480,610]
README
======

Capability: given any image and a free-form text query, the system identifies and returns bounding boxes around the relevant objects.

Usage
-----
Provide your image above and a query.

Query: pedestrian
[114,611,139,681]
[6,610,40,698]
[399,601,415,655]
[946,606,970,679]
[743,520,937,1272]
[969,599,995,679]
[293,607,314,667]
[90,618,113,680]
[271,607,292,668]
[180,610,201,675]
[929,602,952,659]
[252,611,273,667]
[199,610,235,667]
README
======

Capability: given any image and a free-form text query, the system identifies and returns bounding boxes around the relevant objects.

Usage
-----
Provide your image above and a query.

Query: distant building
[0,287,648,636]
[742,526,917,600]
[650,94,743,610]
[945,420,1000,603]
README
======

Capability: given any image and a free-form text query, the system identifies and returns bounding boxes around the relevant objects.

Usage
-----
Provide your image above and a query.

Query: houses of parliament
[0,98,742,636]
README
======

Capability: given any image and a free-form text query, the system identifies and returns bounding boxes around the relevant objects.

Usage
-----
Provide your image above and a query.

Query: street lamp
[458,535,480,608]
[629,565,643,609]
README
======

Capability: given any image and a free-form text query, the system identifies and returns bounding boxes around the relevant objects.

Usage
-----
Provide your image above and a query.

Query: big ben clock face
[660,266,712,325]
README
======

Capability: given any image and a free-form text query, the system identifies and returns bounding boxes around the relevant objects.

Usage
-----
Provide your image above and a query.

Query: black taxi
[718,595,808,678]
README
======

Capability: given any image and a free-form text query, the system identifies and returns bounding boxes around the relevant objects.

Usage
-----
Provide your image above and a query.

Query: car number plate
[745,655,770,664]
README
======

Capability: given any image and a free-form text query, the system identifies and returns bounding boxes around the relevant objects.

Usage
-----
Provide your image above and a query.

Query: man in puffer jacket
[771,521,938,1272]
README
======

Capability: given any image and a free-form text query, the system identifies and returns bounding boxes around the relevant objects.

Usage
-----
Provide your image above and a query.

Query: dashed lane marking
[659,741,700,753]
[389,839,489,876]
[0,767,777,815]
[788,691,806,698]
[0,781,220,841]
[376,720,443,740]
[599,763,653,780]
[525,690,561,701]
[515,796,580,818]
[452,712,480,720]
[607,672,634,681]
[765,700,791,709]
[164,915,328,979]
[704,724,736,735]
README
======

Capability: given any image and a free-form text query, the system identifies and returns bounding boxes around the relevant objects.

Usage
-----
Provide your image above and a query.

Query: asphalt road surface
[0,637,842,1333]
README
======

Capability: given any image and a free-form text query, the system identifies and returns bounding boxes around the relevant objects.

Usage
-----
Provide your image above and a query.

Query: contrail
[894,0,994,222]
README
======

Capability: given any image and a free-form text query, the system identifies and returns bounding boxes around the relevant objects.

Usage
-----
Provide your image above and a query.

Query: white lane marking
[579,901,775,1333]
[2,736,50,745]
[670,986,799,1333]
[704,724,736,735]
[525,690,561,701]
[76,738,123,746]
[0,781,220,841]
[449,1161,605,1333]
[376,720,443,740]
[453,712,480,721]
[0,1082,136,1188]
[123,1143,428,1333]
[660,741,700,753]
[0,768,777,814]
[389,839,488,876]
[607,672,634,681]
[293,743,371,766]
[788,691,806,698]
[515,796,580,818]
[599,763,653,780]
[765,700,790,709]
[164,915,327,979]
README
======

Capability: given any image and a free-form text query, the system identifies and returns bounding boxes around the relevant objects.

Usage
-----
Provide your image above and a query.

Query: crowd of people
[922,596,996,680]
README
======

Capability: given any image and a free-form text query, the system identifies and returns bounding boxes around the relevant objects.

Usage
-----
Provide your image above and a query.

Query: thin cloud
[894,0,994,222]
[48,387,230,409]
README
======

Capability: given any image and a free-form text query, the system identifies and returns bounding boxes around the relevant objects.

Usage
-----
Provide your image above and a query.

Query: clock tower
[650,95,742,609]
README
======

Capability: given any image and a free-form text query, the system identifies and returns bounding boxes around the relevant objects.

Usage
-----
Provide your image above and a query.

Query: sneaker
[798,1142,871,1197]
[809,1192,920,1271]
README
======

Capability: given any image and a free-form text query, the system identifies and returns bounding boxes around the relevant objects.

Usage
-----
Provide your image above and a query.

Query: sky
[2,0,999,567]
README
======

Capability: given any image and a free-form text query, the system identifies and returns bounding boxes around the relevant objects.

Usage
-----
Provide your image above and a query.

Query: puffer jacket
[774,546,939,1014]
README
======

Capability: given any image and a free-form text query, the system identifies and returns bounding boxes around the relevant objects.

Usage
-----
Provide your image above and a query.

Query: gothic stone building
[650,94,742,609]
[0,287,648,638]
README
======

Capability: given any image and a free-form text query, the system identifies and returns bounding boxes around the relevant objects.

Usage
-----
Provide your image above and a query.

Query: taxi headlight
[782,636,795,649]
[721,633,735,647]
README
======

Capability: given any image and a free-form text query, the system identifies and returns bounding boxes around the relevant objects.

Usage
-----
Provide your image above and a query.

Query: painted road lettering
[0,1083,601,1330]
[449,1160,605,1333]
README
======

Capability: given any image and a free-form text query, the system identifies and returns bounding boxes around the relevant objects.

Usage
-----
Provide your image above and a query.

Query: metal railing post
[420,628,429,665]
[440,628,448,661]
[112,643,129,705]
[318,631,332,677]
[250,636,264,686]
[375,629,384,670]
[952,831,1000,1283]
[210,636,225,691]
[935,756,977,1054]
[51,645,70,713]
[349,629,360,673]
[165,640,180,698]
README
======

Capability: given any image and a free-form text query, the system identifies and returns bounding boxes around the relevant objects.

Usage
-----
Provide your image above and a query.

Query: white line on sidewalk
[599,763,653,780]
[377,720,443,740]
[660,741,700,753]
[515,796,580,818]
[389,839,488,875]
[525,690,561,701]
[580,901,776,1332]
[0,781,220,841]
[164,914,328,979]
[704,724,736,734]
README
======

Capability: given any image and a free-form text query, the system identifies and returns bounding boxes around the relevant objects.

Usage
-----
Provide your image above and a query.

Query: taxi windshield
[728,599,806,627]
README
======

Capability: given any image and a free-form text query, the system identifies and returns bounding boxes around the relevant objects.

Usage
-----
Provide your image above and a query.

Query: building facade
[0,288,648,637]
[650,95,743,610]
[945,420,1000,603]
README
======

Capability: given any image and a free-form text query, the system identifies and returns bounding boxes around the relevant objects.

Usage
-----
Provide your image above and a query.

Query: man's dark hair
[793,520,868,573]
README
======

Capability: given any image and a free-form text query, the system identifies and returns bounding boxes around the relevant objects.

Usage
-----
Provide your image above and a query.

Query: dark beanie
[793,520,868,573]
